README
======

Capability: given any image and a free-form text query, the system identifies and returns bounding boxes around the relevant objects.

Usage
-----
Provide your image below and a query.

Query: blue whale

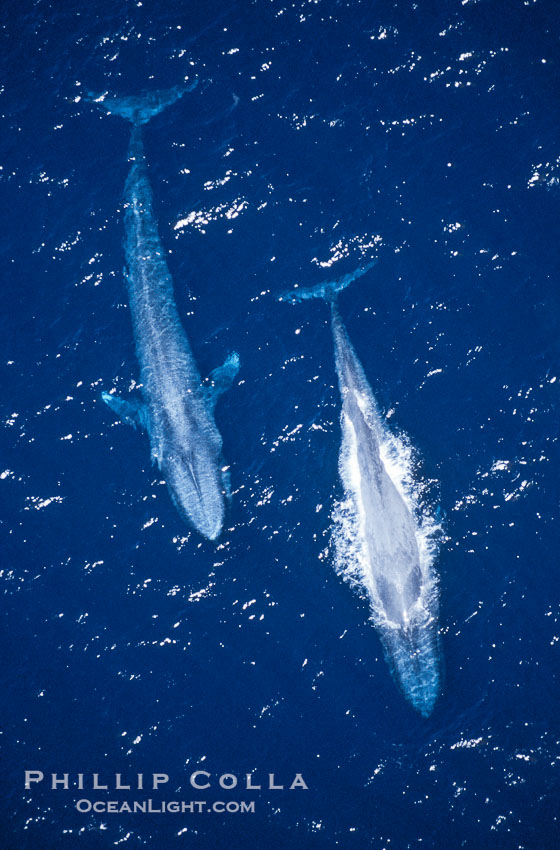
[93,84,239,540]
[281,264,441,716]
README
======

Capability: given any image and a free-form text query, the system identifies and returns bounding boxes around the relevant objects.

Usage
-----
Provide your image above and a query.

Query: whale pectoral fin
[377,576,403,625]
[101,391,148,431]
[204,352,240,410]
[221,465,232,500]
[405,564,422,599]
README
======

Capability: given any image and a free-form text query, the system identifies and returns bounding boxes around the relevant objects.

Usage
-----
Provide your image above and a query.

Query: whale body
[94,84,239,540]
[281,265,441,716]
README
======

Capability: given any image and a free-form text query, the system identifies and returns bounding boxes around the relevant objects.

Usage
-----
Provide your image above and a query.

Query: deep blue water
[1,0,559,847]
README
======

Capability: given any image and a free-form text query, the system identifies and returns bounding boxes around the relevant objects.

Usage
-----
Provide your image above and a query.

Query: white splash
[333,409,441,621]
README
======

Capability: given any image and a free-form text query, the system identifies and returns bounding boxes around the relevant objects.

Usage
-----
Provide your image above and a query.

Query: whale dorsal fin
[101,391,149,430]
[203,352,240,411]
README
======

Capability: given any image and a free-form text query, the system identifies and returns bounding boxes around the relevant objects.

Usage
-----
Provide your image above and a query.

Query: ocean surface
[1,0,559,847]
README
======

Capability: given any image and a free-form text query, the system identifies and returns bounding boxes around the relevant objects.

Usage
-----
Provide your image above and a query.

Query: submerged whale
[92,84,239,540]
[281,264,441,716]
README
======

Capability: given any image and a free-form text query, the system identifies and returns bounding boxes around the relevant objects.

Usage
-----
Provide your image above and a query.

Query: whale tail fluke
[87,79,198,125]
[278,259,377,305]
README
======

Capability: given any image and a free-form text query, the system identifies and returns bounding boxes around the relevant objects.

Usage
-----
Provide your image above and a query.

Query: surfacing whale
[92,83,239,540]
[281,264,441,716]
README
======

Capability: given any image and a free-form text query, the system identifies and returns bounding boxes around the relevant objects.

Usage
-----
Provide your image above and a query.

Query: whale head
[164,447,226,542]
[380,616,441,718]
